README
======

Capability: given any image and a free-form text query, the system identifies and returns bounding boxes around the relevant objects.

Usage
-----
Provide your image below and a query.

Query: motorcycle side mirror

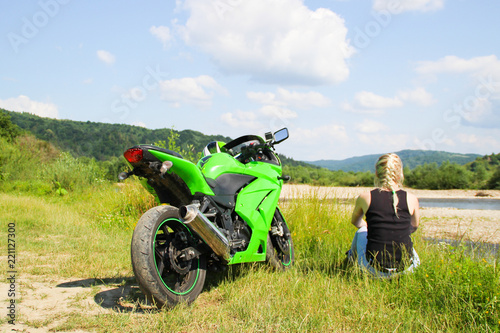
[273,128,289,144]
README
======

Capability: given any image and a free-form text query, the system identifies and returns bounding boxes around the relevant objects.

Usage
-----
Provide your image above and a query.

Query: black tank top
[366,189,413,269]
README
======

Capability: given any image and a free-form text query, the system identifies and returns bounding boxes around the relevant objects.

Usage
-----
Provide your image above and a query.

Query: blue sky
[1,0,500,161]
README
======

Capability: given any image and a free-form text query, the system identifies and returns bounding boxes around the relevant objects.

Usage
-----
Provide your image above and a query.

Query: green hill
[4,110,232,161]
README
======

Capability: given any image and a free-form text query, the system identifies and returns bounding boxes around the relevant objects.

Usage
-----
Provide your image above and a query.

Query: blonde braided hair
[374,153,404,217]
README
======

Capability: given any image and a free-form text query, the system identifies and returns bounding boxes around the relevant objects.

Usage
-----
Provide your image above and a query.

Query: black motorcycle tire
[131,205,207,308]
[266,209,295,271]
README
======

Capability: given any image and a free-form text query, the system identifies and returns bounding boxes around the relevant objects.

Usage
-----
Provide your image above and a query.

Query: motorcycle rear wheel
[131,205,206,308]
[266,209,295,270]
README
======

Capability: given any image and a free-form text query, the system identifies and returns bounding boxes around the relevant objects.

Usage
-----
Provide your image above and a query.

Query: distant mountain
[306,150,481,172]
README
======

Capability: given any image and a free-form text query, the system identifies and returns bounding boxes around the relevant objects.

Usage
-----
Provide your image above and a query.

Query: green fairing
[200,153,283,264]
[230,179,281,264]
[197,153,244,176]
[149,150,214,196]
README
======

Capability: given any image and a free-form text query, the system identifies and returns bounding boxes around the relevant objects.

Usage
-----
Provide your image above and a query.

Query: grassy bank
[1,183,499,332]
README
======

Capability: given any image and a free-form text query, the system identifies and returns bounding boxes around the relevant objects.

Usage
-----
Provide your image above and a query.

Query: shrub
[0,110,21,142]
[38,152,106,192]
[486,167,500,189]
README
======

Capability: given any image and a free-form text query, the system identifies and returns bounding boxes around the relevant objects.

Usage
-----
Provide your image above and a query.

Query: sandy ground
[1,185,499,332]
[1,275,145,333]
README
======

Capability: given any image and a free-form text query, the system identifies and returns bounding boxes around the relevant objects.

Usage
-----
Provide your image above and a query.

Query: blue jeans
[348,226,420,278]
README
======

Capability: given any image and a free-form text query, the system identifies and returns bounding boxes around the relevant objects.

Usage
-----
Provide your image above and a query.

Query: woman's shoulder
[358,190,372,201]
[403,189,419,201]
[355,191,372,212]
[403,190,420,212]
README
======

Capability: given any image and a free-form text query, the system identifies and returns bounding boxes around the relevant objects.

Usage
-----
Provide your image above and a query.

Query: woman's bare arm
[407,192,420,230]
[351,192,370,229]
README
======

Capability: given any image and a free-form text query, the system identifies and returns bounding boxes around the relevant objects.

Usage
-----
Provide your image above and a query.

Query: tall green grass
[0,135,111,196]
[1,185,498,332]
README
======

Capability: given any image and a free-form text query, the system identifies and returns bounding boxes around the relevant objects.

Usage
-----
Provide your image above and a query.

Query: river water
[419,198,500,210]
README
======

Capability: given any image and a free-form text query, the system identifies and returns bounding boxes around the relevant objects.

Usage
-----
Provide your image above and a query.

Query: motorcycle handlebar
[240,143,271,161]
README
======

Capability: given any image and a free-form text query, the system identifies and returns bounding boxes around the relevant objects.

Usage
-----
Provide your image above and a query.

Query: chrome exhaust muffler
[179,204,231,261]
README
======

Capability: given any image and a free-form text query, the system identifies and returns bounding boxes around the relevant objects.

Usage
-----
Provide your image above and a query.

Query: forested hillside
[4,109,231,161]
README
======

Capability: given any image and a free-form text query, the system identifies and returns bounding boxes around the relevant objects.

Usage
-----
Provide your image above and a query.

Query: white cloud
[276,88,331,108]
[397,87,436,106]
[355,119,388,134]
[291,123,349,151]
[0,95,58,118]
[358,133,410,151]
[176,0,353,85]
[414,131,500,154]
[150,25,172,48]
[344,88,435,114]
[413,135,455,150]
[259,105,298,120]
[247,88,331,109]
[457,133,479,145]
[415,55,500,78]
[456,133,500,150]
[220,104,298,132]
[341,101,385,115]
[458,98,500,128]
[414,55,500,128]
[231,87,325,133]
[97,50,115,65]
[159,75,227,107]
[220,110,262,130]
[355,91,403,109]
[373,0,445,13]
[461,97,492,124]
[247,92,278,106]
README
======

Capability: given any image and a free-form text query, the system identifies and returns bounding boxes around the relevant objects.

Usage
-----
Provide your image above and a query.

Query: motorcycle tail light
[124,148,143,163]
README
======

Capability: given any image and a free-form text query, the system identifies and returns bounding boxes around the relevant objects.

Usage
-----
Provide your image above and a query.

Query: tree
[436,161,471,189]
[487,167,500,189]
[471,162,488,188]
[0,110,21,142]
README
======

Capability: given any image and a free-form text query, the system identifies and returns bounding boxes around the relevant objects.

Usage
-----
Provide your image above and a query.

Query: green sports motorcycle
[120,128,294,308]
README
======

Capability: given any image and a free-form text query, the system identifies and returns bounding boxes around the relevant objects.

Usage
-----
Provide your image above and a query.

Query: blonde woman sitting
[348,153,420,278]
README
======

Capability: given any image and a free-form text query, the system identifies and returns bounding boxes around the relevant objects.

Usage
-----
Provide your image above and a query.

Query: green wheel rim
[153,218,200,296]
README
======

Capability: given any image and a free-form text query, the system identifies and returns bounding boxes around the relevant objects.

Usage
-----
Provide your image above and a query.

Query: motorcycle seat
[138,145,184,159]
